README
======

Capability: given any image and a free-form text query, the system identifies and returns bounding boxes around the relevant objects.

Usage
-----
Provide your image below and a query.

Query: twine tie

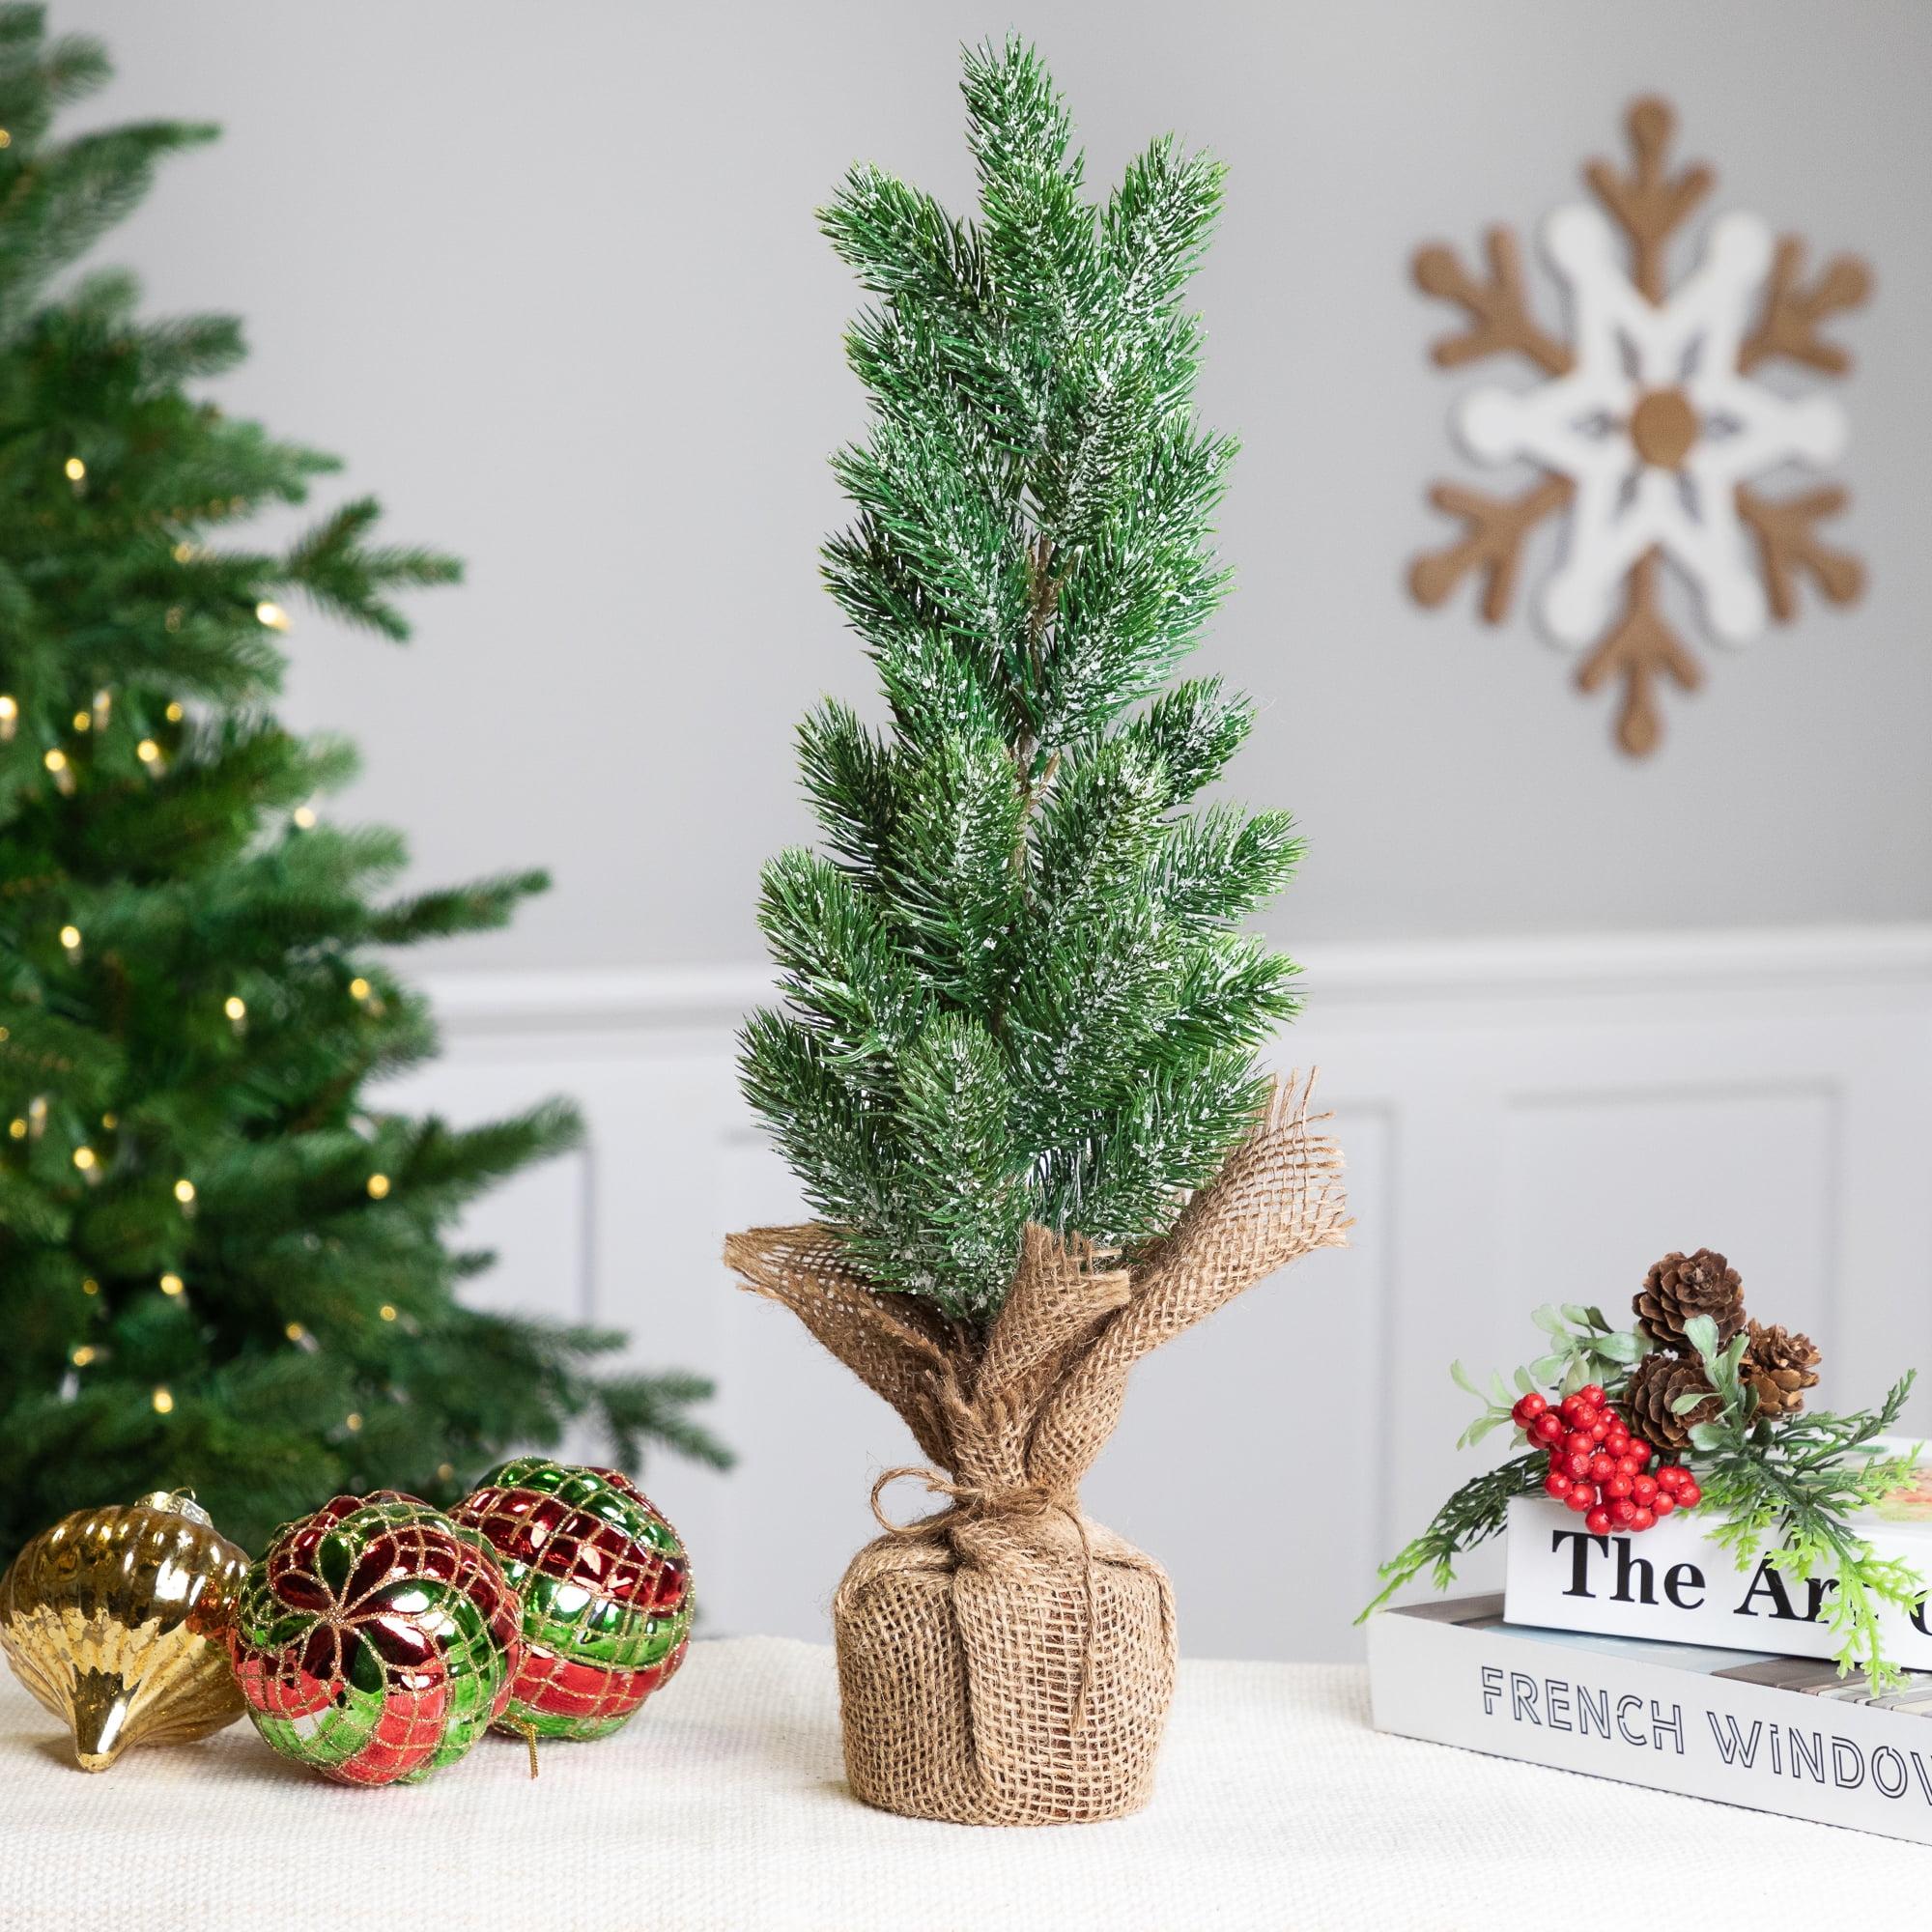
[869,1464,1101,1730]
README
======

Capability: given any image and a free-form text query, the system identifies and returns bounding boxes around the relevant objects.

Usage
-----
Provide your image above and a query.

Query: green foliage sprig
[1678,1313,1921,1688]
[1359,1449,1547,1617]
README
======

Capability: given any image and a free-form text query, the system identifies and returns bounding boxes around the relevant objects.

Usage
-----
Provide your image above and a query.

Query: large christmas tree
[741,37,1302,1325]
[0,8,724,1562]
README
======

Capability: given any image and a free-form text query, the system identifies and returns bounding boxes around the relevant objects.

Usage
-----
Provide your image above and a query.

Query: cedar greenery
[1677,1314,1919,1689]
[0,8,724,1562]
[740,38,1301,1325]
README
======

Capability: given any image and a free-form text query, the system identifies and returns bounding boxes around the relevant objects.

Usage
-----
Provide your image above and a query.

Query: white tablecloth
[5,1636,1928,1929]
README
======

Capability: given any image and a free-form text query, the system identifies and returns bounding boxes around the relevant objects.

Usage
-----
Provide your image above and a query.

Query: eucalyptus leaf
[1560,1303,1591,1326]
[1688,1420,1724,1451]
[1530,1352,1565,1380]
[1683,1314,1721,1359]
[1598,1332,1643,1363]
[1671,1389,1712,1414]
[1450,1360,1480,1397]
[1532,1306,1565,1336]
[1583,1306,1610,1331]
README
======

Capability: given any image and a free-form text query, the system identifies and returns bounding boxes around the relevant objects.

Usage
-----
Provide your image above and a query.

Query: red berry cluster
[1511,1387,1702,1535]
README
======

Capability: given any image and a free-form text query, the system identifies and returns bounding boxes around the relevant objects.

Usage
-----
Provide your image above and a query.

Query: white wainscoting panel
[387,928,1932,1663]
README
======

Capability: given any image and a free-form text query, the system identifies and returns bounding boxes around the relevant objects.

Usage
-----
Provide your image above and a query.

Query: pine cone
[1625,1350,1719,1453]
[1743,1320,1821,1418]
[1633,1248,1745,1350]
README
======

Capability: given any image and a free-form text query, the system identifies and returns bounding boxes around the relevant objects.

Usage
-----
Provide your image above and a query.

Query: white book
[1369,1594,1932,1845]
[1501,1438,1932,1666]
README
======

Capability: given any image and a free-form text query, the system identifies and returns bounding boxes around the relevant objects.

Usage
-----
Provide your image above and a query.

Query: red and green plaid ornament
[229,1492,521,1785]
[451,1459,692,1741]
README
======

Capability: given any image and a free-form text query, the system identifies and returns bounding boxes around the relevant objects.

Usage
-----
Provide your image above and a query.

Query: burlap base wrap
[724,1073,1348,1826]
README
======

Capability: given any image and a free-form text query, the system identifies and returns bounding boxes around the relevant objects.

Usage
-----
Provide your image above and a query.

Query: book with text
[1502,1439,1932,1666]
[1369,1594,1932,1844]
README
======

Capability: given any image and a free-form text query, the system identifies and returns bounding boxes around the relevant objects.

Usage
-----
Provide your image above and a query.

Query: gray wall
[76,0,1932,970]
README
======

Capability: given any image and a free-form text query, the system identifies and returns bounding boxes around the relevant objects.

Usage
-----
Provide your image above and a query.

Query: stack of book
[1369,1444,1932,1843]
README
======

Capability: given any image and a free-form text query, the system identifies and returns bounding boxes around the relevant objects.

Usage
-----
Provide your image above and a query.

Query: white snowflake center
[1453,204,1847,649]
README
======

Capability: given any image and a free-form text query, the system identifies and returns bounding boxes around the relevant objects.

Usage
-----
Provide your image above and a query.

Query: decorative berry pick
[1362,1251,1924,1687]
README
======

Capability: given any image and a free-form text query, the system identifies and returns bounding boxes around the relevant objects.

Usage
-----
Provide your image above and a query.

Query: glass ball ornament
[451,1459,692,1741]
[228,1491,521,1785]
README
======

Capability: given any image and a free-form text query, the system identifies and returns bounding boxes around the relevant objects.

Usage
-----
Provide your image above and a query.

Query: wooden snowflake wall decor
[1409,98,1870,756]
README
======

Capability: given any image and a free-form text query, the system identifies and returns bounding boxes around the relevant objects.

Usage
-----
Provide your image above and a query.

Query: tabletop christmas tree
[727,38,1346,1825]
[0,7,725,1563]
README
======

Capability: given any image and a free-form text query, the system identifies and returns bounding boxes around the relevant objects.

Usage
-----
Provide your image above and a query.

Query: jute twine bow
[869,1465,1101,1730]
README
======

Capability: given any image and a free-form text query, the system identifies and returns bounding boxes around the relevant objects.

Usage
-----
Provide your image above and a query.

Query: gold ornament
[0,1491,249,1771]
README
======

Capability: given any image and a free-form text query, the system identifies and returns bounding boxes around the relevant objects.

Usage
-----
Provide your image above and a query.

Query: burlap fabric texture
[724,1072,1348,1826]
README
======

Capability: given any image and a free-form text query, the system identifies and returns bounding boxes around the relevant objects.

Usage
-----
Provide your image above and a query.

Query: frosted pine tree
[740,39,1301,1323]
